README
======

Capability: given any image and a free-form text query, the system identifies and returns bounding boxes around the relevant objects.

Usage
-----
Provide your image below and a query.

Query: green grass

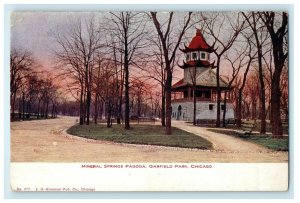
[207,129,288,151]
[242,120,289,134]
[67,124,213,150]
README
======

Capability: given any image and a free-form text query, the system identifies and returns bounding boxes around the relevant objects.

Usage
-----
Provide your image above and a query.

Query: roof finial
[196,29,201,36]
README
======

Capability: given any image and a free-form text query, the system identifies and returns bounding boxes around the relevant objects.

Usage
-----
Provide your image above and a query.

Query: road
[10,116,288,162]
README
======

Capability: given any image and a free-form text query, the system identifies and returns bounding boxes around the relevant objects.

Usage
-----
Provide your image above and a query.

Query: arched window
[178,105,182,111]
[178,105,182,117]
[186,53,190,61]
[192,52,197,60]
[200,52,206,60]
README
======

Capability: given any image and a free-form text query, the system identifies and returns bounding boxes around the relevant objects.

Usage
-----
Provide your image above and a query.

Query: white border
[1,0,298,202]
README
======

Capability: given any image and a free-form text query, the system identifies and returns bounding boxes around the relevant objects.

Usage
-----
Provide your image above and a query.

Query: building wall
[171,101,235,122]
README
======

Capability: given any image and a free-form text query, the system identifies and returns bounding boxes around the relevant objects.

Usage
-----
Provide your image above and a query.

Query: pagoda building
[171,29,235,123]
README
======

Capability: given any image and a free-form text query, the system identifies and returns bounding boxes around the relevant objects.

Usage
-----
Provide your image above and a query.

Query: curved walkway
[11,117,288,163]
[171,121,272,153]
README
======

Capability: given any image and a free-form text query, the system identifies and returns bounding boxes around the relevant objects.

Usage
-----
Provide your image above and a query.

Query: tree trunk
[99,100,104,121]
[124,33,130,130]
[85,63,92,125]
[236,90,242,127]
[161,85,166,126]
[193,87,196,125]
[165,68,172,135]
[269,36,285,139]
[117,66,124,125]
[270,65,283,138]
[216,59,221,127]
[124,64,130,129]
[27,101,31,119]
[237,55,252,127]
[252,15,267,134]
[79,86,84,125]
[137,95,141,117]
[83,89,86,124]
[11,92,15,121]
[107,101,112,128]
[51,104,55,118]
[222,91,227,127]
[117,92,123,124]
[11,92,17,121]
[86,90,91,125]
[37,99,41,119]
[45,101,49,118]
[10,93,14,121]
[18,99,22,119]
[94,93,98,124]
[22,93,25,120]
[258,65,267,134]
[252,100,257,120]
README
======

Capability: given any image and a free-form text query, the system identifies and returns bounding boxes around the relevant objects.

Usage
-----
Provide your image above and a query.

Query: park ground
[10,116,288,163]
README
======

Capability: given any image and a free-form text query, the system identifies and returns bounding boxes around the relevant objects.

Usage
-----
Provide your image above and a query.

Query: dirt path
[10,117,288,163]
[171,121,272,153]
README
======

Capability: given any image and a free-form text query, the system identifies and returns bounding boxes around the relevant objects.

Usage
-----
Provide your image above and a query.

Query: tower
[179,29,215,85]
[171,29,235,123]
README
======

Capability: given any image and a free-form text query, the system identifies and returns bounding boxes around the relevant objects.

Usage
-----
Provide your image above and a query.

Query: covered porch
[171,86,234,103]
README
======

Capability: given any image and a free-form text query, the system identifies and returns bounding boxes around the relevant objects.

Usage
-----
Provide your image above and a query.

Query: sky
[10,11,273,88]
[11,11,194,84]
[11,12,84,69]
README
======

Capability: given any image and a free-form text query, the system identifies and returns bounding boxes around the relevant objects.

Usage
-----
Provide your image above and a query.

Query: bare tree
[109,12,147,130]
[280,63,288,122]
[242,11,270,133]
[222,46,247,127]
[259,12,288,138]
[141,32,167,126]
[10,48,34,121]
[53,15,102,125]
[202,12,246,127]
[150,11,192,135]
[243,72,260,120]
[235,35,257,127]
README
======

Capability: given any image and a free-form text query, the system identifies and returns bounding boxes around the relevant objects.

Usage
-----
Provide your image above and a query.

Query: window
[200,52,206,60]
[205,91,211,98]
[209,104,213,110]
[192,52,197,60]
[221,105,226,111]
[183,91,188,98]
[186,53,190,60]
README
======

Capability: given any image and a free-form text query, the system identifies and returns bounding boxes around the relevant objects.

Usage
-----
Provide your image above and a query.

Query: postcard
[9,10,289,191]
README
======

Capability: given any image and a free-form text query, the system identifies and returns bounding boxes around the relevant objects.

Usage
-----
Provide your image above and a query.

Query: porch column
[188,87,192,99]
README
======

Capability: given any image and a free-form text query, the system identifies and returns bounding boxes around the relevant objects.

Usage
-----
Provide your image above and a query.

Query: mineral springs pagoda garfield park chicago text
[171,29,235,123]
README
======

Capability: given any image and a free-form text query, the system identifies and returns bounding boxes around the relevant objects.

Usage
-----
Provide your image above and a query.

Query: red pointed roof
[180,29,214,53]
[188,29,210,50]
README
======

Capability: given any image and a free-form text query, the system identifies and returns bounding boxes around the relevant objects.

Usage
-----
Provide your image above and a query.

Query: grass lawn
[67,124,213,150]
[207,129,288,151]
[242,120,289,134]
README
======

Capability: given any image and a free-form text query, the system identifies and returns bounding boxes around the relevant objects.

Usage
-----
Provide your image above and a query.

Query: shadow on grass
[207,129,288,151]
[67,123,213,150]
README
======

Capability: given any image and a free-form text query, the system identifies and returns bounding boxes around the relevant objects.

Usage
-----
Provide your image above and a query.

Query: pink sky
[11,11,244,89]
